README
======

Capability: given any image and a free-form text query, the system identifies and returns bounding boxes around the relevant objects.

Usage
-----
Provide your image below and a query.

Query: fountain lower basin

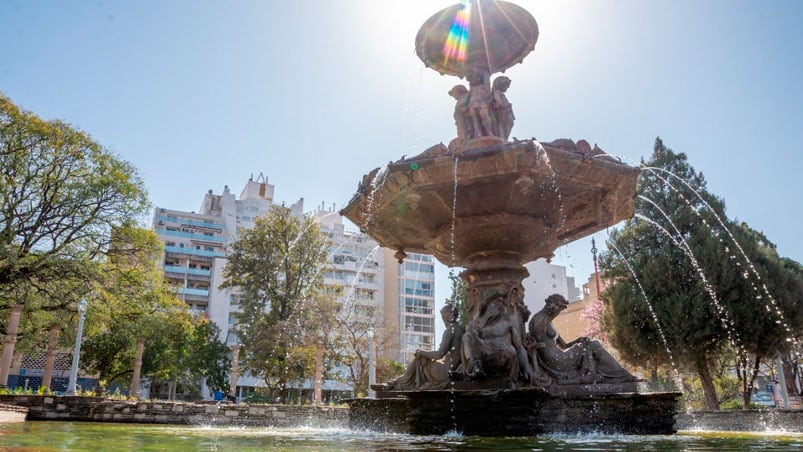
[348,387,680,436]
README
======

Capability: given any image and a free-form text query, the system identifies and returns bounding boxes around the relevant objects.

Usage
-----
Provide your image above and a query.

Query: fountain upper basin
[341,140,640,268]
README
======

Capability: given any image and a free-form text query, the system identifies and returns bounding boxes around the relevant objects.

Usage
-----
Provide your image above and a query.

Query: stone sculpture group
[449,67,515,144]
[388,291,637,391]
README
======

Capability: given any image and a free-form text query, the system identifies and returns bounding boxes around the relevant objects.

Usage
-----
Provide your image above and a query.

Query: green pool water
[1,422,802,451]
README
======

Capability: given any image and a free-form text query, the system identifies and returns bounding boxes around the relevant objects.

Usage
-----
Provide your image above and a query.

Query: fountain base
[348,388,680,436]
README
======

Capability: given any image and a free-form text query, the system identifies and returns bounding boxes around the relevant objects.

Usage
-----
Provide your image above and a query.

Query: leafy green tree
[0,94,148,382]
[81,226,192,391]
[600,138,802,410]
[726,227,803,407]
[0,93,148,296]
[222,206,329,401]
[180,319,231,393]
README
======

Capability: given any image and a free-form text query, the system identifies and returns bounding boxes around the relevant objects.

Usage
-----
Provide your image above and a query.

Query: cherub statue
[448,85,472,141]
[467,67,495,138]
[492,76,514,140]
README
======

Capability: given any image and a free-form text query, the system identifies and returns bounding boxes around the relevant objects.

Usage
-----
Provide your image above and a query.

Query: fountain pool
[1,421,802,451]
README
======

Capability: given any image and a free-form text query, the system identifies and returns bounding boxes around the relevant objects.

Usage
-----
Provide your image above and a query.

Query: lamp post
[591,238,602,300]
[65,299,87,396]
[367,327,376,398]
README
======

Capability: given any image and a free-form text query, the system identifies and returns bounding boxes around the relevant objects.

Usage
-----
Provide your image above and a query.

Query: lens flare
[443,0,471,66]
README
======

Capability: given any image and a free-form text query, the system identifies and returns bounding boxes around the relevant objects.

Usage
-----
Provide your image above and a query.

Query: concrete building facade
[382,249,437,365]
[153,176,303,347]
[522,258,581,316]
[153,176,303,398]
[553,273,610,343]
[153,177,435,397]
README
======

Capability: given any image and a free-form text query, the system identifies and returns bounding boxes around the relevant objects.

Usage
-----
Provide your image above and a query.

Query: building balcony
[330,263,380,274]
[164,245,226,258]
[155,215,224,231]
[156,228,226,244]
[164,265,212,277]
[178,287,210,297]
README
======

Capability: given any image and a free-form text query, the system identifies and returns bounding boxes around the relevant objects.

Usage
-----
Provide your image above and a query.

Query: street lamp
[367,327,376,398]
[65,299,87,396]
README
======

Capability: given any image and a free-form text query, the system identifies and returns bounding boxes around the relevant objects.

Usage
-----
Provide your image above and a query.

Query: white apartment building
[153,176,303,398]
[522,258,581,315]
[154,176,303,347]
[153,177,436,397]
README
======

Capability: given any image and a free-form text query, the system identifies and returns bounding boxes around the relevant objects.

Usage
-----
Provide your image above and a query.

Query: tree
[447,270,469,328]
[600,138,803,410]
[0,93,148,294]
[331,292,393,397]
[81,226,192,393]
[222,206,330,401]
[726,226,803,408]
[0,94,148,382]
[180,319,231,394]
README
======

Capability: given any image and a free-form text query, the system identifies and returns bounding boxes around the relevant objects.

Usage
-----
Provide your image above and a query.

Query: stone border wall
[676,410,803,433]
[0,395,348,428]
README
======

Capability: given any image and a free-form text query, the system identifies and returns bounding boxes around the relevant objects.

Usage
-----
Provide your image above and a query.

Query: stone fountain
[341,0,679,436]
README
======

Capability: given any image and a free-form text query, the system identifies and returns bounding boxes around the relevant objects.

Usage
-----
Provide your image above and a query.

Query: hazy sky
[2,0,802,309]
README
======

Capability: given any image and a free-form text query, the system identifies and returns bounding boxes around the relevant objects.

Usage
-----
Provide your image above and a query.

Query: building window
[404,279,432,297]
[404,297,433,315]
[405,316,434,333]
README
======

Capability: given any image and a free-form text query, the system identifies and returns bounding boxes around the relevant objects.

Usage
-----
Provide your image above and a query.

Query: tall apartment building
[153,177,303,398]
[153,208,228,318]
[383,249,437,365]
[153,177,435,396]
[153,176,303,347]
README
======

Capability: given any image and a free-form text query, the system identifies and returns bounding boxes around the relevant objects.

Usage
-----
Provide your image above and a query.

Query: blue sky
[2,0,802,308]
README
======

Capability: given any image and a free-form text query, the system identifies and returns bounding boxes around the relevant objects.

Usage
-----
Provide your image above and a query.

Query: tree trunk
[313,344,324,405]
[229,344,240,400]
[742,355,762,409]
[41,324,61,391]
[130,339,145,399]
[694,356,720,410]
[0,304,23,387]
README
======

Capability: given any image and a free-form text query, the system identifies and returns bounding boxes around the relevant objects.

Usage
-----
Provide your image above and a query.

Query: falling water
[531,140,568,246]
[340,245,381,314]
[363,164,389,229]
[287,210,340,254]
[637,196,745,354]
[643,166,798,346]
[608,238,683,391]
